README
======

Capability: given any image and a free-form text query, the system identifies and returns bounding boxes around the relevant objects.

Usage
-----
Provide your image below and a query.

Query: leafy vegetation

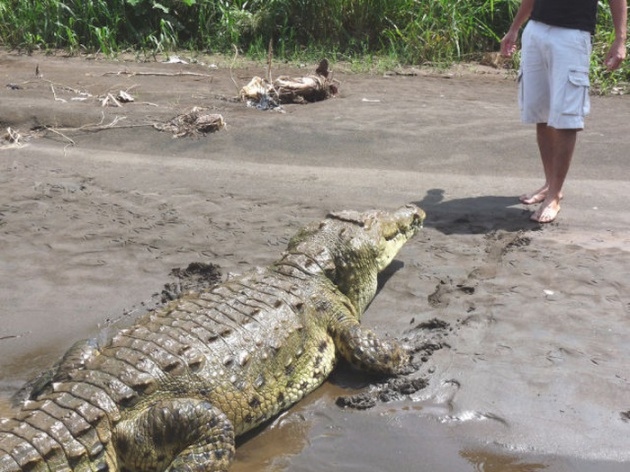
[0,0,626,89]
[591,1,628,93]
[0,0,519,59]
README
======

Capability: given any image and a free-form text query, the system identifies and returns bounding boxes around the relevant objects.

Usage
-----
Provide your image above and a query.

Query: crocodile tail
[0,384,119,472]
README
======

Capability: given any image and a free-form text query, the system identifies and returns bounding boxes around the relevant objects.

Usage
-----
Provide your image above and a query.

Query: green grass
[0,0,519,59]
[0,0,626,91]
[590,1,628,94]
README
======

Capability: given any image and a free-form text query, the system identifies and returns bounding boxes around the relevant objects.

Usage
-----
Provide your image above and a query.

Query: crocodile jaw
[374,204,425,271]
[281,204,424,315]
[325,204,425,314]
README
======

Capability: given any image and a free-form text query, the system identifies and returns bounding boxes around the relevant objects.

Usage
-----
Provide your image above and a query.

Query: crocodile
[0,204,424,472]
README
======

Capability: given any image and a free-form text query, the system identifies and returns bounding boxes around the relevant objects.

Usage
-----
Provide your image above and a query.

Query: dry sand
[1,50,629,471]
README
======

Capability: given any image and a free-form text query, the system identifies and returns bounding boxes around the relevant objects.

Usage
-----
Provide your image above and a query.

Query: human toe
[531,205,560,224]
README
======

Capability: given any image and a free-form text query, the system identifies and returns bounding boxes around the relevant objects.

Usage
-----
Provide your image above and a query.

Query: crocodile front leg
[330,312,409,375]
[114,398,235,472]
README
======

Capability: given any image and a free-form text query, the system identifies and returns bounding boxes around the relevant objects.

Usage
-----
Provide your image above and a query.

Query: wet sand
[1,50,629,471]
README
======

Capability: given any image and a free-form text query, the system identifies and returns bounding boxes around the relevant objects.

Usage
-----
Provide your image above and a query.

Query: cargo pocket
[562,68,590,116]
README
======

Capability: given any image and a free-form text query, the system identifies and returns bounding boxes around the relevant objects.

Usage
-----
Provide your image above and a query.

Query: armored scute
[0,204,424,472]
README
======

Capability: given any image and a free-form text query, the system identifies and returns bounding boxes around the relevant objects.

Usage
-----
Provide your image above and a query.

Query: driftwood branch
[45,127,76,146]
[240,58,339,109]
[154,107,225,138]
[103,71,213,78]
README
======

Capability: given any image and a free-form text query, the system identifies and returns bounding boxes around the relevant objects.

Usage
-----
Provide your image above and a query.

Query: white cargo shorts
[519,20,592,129]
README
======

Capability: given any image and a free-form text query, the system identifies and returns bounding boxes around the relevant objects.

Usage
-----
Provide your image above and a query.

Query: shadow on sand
[414,188,543,235]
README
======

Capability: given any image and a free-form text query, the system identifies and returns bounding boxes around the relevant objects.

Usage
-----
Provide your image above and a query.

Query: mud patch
[160,262,223,302]
[336,377,429,410]
[428,278,476,308]
[411,317,450,331]
[335,318,451,410]
[93,261,223,330]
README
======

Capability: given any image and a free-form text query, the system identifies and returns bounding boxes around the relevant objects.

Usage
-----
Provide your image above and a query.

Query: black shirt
[530,0,598,34]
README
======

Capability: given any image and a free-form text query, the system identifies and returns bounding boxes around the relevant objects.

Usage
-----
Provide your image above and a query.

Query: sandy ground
[1,50,629,471]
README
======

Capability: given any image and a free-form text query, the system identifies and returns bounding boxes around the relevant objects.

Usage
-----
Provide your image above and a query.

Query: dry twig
[50,84,67,103]
[45,127,76,146]
[266,39,273,84]
[100,93,122,107]
[229,44,241,95]
[103,70,213,78]
[1,127,25,150]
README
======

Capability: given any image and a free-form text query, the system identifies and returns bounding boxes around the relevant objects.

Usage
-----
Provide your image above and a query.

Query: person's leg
[518,22,556,205]
[525,26,591,222]
[520,123,555,204]
[530,127,577,223]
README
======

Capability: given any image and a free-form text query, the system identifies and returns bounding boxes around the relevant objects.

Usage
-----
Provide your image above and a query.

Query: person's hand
[500,31,519,57]
[604,38,627,71]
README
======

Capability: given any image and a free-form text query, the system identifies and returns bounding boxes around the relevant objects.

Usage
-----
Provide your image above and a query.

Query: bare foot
[519,187,563,205]
[530,200,561,223]
[520,192,546,205]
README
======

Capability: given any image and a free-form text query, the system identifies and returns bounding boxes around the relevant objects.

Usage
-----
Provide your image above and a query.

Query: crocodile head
[284,204,425,315]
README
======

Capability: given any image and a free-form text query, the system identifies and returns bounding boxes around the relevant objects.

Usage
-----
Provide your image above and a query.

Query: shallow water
[230,381,630,472]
